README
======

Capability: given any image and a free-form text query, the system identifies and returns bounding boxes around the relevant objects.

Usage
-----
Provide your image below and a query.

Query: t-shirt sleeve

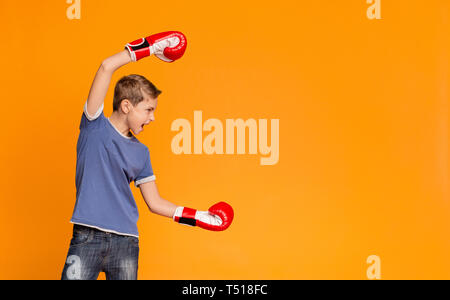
[134,149,156,187]
[79,100,105,130]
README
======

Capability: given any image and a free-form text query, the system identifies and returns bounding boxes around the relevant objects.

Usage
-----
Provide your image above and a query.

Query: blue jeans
[61,224,139,280]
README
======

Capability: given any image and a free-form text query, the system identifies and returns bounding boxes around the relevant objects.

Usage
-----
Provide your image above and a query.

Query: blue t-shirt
[70,100,156,238]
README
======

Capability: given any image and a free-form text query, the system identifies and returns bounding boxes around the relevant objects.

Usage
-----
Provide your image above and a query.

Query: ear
[120,99,132,114]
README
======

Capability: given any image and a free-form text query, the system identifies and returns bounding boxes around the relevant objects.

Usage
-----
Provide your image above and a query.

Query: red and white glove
[173,202,234,231]
[125,31,187,63]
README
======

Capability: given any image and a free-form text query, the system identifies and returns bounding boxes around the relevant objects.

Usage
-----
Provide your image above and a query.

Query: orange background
[0,0,448,279]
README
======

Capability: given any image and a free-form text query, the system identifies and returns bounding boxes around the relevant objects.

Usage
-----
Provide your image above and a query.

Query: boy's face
[127,93,158,135]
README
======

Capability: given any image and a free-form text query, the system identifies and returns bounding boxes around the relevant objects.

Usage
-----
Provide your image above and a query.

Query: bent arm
[139,181,234,231]
[139,181,178,218]
[85,50,132,117]
[149,197,178,218]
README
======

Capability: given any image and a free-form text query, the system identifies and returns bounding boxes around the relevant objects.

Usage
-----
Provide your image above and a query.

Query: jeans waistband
[73,224,137,239]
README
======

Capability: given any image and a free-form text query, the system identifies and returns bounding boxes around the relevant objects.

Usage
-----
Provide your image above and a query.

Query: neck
[109,111,132,137]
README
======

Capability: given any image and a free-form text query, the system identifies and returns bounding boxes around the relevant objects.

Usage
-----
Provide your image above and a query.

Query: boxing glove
[125,31,187,62]
[173,202,234,231]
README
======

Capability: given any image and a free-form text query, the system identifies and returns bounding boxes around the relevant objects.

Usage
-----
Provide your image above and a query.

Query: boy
[61,31,234,280]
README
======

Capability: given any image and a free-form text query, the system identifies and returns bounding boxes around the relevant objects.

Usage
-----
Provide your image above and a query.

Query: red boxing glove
[125,31,187,62]
[173,202,234,231]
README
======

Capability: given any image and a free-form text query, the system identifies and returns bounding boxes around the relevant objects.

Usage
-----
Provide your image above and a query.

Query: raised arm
[86,31,187,117]
[85,50,132,117]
